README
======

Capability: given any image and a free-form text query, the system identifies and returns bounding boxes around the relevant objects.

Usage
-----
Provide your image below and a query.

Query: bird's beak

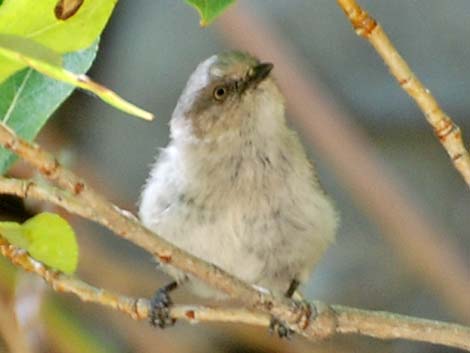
[246,62,274,87]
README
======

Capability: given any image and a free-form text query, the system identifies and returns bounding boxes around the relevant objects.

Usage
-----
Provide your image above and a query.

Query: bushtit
[139,51,338,333]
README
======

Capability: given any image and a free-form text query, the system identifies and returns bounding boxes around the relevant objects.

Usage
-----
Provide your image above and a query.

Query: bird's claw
[269,317,294,339]
[292,299,315,326]
[269,300,316,339]
[149,282,177,328]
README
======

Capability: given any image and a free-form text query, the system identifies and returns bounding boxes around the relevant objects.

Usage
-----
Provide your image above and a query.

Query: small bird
[139,51,338,333]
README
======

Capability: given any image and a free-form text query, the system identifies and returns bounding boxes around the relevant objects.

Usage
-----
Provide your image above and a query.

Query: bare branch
[0,177,94,220]
[337,0,470,187]
[1,234,469,350]
[334,306,470,350]
[0,234,269,326]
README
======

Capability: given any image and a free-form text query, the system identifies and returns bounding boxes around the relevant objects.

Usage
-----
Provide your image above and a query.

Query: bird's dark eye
[213,86,227,101]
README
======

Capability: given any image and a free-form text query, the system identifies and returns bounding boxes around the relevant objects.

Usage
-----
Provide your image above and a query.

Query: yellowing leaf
[0,221,29,249]
[23,213,78,275]
[0,0,117,81]
[0,213,79,274]
[0,36,154,120]
[185,0,235,27]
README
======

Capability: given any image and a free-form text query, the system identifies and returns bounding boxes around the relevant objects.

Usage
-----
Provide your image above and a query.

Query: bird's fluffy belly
[140,145,336,298]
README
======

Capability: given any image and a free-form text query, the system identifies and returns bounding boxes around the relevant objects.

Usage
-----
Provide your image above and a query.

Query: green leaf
[23,213,78,275]
[185,0,235,26]
[0,0,116,81]
[0,42,98,174]
[0,35,153,121]
[0,221,29,248]
[0,213,79,274]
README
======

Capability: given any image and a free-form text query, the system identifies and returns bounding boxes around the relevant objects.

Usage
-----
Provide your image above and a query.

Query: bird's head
[171,51,285,143]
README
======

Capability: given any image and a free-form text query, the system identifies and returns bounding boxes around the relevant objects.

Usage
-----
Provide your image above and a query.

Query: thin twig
[337,0,470,187]
[0,234,269,326]
[0,177,94,220]
[1,234,469,350]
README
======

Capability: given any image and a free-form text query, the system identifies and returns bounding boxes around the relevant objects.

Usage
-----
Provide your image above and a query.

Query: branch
[0,177,95,220]
[0,235,268,326]
[337,0,470,187]
[1,234,469,350]
[1,124,470,350]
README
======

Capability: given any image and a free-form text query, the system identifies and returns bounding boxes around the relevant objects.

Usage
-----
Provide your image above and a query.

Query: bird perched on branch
[139,51,338,336]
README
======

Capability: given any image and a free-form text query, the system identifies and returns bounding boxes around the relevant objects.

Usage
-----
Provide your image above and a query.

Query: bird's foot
[269,317,294,339]
[269,299,316,339]
[149,281,178,328]
[291,298,316,330]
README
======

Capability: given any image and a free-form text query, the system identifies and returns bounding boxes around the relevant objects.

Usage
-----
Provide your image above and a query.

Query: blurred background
[1,1,469,352]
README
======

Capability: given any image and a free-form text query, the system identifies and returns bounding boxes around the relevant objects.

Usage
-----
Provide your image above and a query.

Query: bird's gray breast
[140,133,336,296]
